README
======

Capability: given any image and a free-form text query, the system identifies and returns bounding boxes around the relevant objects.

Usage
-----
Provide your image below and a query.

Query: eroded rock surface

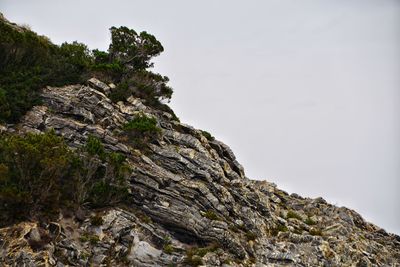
[1,82,399,266]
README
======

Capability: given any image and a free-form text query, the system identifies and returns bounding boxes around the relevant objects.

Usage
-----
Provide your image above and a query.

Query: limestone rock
[87,77,111,95]
[1,80,399,266]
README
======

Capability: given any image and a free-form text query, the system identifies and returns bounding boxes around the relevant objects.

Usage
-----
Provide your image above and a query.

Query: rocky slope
[0,79,399,267]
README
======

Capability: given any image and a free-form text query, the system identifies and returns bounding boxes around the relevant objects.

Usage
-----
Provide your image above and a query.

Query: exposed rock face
[0,82,399,266]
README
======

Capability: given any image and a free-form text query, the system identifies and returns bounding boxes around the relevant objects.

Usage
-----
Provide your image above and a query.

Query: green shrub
[123,113,161,150]
[87,181,129,208]
[90,215,104,226]
[0,20,93,123]
[110,81,131,102]
[183,256,203,267]
[305,217,317,225]
[163,244,175,254]
[85,135,106,159]
[124,114,160,133]
[89,235,100,245]
[79,232,100,245]
[269,224,288,236]
[0,131,78,224]
[0,18,173,123]
[193,243,220,257]
[183,243,219,266]
[184,250,204,267]
[0,131,130,226]
[200,130,215,141]
[286,210,302,220]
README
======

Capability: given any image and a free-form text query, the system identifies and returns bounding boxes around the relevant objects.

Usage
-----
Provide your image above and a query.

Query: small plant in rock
[90,215,104,226]
[309,228,323,236]
[202,210,221,221]
[193,243,220,257]
[80,232,100,245]
[200,130,215,141]
[136,210,152,224]
[269,223,288,236]
[124,113,160,133]
[123,113,161,150]
[305,216,317,225]
[162,235,175,254]
[293,228,303,235]
[163,244,175,254]
[286,210,302,220]
[183,254,203,267]
[183,243,220,266]
[245,231,257,241]
[89,235,100,245]
[80,252,90,260]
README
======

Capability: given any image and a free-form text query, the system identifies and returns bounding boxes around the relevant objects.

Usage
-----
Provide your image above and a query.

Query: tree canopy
[109,26,164,70]
[0,18,174,123]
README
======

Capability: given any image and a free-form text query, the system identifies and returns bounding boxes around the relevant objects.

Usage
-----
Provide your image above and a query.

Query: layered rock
[0,81,399,266]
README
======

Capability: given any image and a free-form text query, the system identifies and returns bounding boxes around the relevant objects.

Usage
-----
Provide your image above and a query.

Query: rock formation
[0,80,399,266]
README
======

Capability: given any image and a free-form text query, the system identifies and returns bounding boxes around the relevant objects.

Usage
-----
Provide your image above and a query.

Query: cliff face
[0,79,399,267]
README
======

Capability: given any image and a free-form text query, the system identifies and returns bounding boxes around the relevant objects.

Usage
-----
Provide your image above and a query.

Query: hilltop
[0,14,399,266]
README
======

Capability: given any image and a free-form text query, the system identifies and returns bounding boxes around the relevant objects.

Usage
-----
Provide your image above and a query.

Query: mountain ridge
[0,79,399,266]
[0,14,399,266]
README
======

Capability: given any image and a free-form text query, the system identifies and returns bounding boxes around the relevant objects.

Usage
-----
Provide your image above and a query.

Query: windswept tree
[108,26,164,70]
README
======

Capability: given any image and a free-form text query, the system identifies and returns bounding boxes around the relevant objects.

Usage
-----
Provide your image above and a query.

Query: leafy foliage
[163,244,175,254]
[85,135,106,159]
[123,113,161,150]
[0,18,174,123]
[0,131,78,223]
[0,131,130,226]
[124,113,160,133]
[0,20,93,122]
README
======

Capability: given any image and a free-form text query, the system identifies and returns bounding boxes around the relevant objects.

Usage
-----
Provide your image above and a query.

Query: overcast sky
[1,0,399,234]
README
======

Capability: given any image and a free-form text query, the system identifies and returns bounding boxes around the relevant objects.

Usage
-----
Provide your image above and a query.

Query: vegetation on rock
[286,209,302,220]
[123,113,161,149]
[202,209,221,221]
[200,130,215,141]
[0,131,130,226]
[0,18,173,123]
[0,14,398,267]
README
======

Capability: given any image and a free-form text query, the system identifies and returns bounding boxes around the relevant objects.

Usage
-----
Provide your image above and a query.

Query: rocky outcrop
[1,81,399,266]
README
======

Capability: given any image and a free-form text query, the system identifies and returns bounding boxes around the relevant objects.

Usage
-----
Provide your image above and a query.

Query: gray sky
[1,0,399,234]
